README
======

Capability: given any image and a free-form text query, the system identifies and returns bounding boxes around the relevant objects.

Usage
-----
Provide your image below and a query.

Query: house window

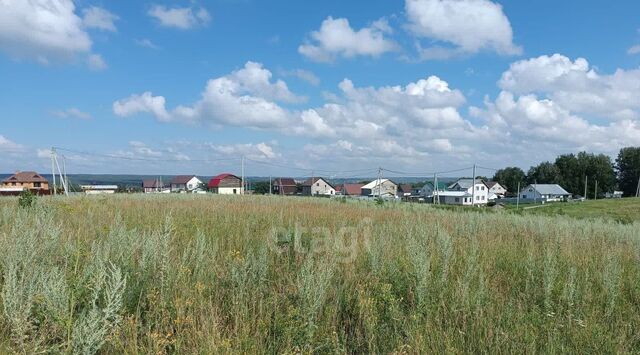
[481,196,485,200]
[475,186,479,191]
[34,182,41,188]
[523,195,527,199]
[233,189,237,194]
[481,186,485,190]
[476,196,479,201]
[455,197,460,202]
[11,182,16,186]
[316,182,319,187]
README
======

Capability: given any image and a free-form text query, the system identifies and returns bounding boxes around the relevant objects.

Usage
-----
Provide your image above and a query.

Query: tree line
[492,147,640,197]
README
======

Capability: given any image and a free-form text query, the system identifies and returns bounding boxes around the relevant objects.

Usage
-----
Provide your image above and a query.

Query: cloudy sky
[1,0,639,177]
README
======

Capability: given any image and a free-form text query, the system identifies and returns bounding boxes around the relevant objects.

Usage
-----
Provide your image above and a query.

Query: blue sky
[1,0,639,177]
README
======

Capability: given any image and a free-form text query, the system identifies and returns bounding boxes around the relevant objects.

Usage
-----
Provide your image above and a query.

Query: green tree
[555,152,615,197]
[492,167,526,195]
[526,162,560,185]
[615,147,640,197]
[253,181,271,195]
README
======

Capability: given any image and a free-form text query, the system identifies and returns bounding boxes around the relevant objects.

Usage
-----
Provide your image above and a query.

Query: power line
[244,157,378,174]
[381,166,472,177]
[53,147,241,163]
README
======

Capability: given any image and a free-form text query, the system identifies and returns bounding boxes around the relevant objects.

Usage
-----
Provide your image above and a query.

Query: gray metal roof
[525,184,570,195]
[448,178,485,189]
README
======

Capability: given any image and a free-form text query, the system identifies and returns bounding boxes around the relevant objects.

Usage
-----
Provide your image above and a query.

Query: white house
[80,185,118,194]
[361,179,398,198]
[485,181,507,199]
[519,184,570,202]
[434,191,475,205]
[605,191,624,199]
[445,178,489,205]
[302,177,335,196]
[170,175,203,193]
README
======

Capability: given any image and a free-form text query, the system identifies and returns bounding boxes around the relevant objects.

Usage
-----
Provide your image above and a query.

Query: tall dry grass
[0,194,639,353]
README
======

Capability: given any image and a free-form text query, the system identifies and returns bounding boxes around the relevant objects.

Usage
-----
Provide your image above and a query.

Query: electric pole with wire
[241,155,245,194]
[471,164,476,206]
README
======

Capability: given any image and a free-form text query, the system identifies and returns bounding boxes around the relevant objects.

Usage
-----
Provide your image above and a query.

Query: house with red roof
[337,183,364,196]
[208,173,243,194]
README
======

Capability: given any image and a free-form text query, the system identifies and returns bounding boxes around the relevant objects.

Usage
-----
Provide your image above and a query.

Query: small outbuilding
[80,185,118,194]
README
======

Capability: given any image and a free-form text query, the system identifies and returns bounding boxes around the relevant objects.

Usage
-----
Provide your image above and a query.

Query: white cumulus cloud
[148,5,211,30]
[0,135,24,152]
[0,0,91,62]
[113,62,302,128]
[499,54,640,121]
[405,0,521,58]
[82,6,118,32]
[299,17,397,62]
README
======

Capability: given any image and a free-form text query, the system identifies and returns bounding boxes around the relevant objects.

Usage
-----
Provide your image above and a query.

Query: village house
[397,184,414,199]
[485,181,507,199]
[302,177,335,196]
[336,183,364,196]
[519,184,571,202]
[208,173,244,194]
[436,178,489,205]
[420,181,449,199]
[170,175,203,193]
[1,171,49,195]
[361,179,398,198]
[272,177,297,195]
[142,179,170,193]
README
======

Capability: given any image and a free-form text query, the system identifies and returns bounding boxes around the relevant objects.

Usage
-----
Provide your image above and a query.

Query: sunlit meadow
[0,194,639,353]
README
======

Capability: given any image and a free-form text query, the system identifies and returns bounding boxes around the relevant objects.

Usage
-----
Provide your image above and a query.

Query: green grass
[513,198,640,224]
[0,194,639,353]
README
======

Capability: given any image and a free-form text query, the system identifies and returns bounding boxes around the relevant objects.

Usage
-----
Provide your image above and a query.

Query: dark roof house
[341,183,364,196]
[171,175,196,185]
[273,177,297,195]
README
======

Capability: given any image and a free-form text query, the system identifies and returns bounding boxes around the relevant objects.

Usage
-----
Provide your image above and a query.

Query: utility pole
[636,176,640,198]
[433,173,437,204]
[516,181,520,209]
[52,152,68,196]
[63,155,68,193]
[534,180,537,205]
[594,180,598,200]
[51,147,56,196]
[269,175,272,195]
[241,155,245,194]
[471,164,476,206]
[584,176,588,200]
[377,167,382,198]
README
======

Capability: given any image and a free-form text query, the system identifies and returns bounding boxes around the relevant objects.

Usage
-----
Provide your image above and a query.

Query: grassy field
[0,194,639,353]
[514,198,640,224]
